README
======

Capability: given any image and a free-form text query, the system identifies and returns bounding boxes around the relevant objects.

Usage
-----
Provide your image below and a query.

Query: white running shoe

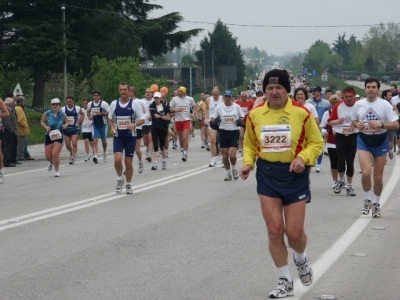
[182,153,187,162]
[103,152,108,162]
[54,172,60,177]
[316,166,321,173]
[372,203,381,218]
[209,159,216,167]
[151,163,158,170]
[84,156,90,162]
[232,169,239,180]
[162,161,167,170]
[269,277,294,298]
[116,178,124,193]
[224,173,232,181]
[294,254,313,286]
[126,183,132,194]
[48,163,53,172]
[138,163,144,173]
[361,199,372,215]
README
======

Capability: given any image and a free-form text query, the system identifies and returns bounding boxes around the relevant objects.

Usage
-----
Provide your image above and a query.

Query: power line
[3,4,399,29]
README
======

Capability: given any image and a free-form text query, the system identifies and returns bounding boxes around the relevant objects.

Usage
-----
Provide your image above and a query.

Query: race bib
[223,116,235,124]
[241,107,248,114]
[91,107,100,116]
[341,125,354,135]
[67,116,75,126]
[261,125,291,152]
[117,116,131,130]
[178,105,187,113]
[49,129,62,141]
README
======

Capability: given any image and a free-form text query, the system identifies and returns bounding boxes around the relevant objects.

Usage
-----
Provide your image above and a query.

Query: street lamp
[61,5,67,100]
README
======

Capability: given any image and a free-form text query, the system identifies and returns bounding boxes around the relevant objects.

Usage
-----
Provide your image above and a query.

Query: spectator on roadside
[2,97,19,167]
[15,96,34,161]
[0,98,10,182]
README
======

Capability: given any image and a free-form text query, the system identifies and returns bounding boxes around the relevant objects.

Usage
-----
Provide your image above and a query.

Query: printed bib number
[223,116,235,124]
[261,125,291,152]
[67,116,75,126]
[117,116,131,130]
[49,129,62,141]
[341,125,354,135]
[178,106,187,113]
[91,108,100,116]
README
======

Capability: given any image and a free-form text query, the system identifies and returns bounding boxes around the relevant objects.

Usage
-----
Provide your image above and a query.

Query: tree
[180,54,198,67]
[195,20,245,88]
[302,40,341,73]
[0,1,201,106]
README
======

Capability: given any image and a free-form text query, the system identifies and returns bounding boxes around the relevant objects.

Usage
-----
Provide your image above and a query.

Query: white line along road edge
[293,158,400,299]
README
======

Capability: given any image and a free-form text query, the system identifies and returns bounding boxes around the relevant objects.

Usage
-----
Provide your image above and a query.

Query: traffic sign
[13,83,23,96]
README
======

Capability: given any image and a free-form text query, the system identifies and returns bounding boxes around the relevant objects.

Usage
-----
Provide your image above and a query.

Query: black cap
[262,69,291,93]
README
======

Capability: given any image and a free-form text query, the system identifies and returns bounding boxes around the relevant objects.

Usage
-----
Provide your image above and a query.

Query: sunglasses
[52,103,60,106]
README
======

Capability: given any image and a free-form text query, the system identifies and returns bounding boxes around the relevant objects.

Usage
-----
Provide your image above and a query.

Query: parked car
[381,76,390,83]
[359,74,370,81]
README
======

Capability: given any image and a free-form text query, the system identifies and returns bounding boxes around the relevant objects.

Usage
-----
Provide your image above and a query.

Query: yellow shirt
[243,99,324,169]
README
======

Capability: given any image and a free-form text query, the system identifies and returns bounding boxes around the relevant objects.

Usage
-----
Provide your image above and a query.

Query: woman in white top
[293,87,319,124]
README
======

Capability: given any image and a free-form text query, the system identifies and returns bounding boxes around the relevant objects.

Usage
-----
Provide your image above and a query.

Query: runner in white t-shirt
[81,99,95,162]
[169,86,196,162]
[351,78,399,218]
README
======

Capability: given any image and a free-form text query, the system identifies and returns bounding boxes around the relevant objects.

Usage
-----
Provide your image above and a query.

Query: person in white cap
[40,98,69,177]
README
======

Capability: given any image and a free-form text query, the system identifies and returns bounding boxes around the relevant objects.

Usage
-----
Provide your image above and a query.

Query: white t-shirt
[320,110,336,149]
[140,98,154,126]
[134,99,148,130]
[208,96,223,119]
[330,101,359,135]
[303,103,318,120]
[351,98,398,135]
[212,103,244,131]
[391,95,400,106]
[108,98,146,137]
[81,108,93,133]
[169,96,196,121]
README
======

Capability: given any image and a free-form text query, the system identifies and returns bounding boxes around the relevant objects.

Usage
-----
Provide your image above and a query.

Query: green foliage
[195,20,245,88]
[25,111,43,121]
[303,40,342,73]
[89,56,166,102]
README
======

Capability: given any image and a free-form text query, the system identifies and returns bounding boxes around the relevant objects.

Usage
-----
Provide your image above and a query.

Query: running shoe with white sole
[54,171,60,177]
[93,156,98,164]
[346,186,356,196]
[116,178,124,193]
[69,157,74,165]
[224,173,232,181]
[138,163,144,173]
[48,163,53,172]
[103,152,108,162]
[269,277,294,298]
[316,166,321,173]
[182,153,187,162]
[334,180,344,194]
[209,160,217,167]
[232,169,239,180]
[372,203,381,218]
[162,161,167,170]
[201,144,205,149]
[172,143,177,150]
[361,199,372,215]
[84,156,90,162]
[331,180,337,189]
[151,163,158,170]
[126,183,132,194]
[294,254,313,286]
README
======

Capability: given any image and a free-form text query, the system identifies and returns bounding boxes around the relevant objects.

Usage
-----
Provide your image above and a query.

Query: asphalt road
[1,129,400,299]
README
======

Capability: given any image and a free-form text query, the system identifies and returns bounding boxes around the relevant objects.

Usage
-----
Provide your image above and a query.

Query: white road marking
[0,159,241,231]
[293,158,400,299]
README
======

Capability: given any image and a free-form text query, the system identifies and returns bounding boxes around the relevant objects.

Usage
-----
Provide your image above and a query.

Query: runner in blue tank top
[108,82,145,194]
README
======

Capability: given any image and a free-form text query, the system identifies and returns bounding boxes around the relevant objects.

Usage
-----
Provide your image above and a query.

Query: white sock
[183,150,188,155]
[232,164,237,170]
[278,265,291,281]
[373,195,380,204]
[340,176,345,182]
[118,176,123,180]
[294,251,307,264]
[365,190,372,201]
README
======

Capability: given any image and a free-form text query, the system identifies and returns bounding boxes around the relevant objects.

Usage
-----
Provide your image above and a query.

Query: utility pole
[203,50,206,92]
[61,5,67,100]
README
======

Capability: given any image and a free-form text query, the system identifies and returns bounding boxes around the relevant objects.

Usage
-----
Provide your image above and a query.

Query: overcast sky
[150,0,399,56]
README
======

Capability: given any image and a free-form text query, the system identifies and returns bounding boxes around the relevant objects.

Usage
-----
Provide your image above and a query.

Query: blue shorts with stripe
[113,136,137,157]
[256,159,311,205]
[357,134,389,157]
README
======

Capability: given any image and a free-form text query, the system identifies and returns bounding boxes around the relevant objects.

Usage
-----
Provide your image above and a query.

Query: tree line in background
[1,1,399,106]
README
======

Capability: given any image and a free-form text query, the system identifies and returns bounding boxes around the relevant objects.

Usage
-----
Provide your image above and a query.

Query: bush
[26,111,43,121]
